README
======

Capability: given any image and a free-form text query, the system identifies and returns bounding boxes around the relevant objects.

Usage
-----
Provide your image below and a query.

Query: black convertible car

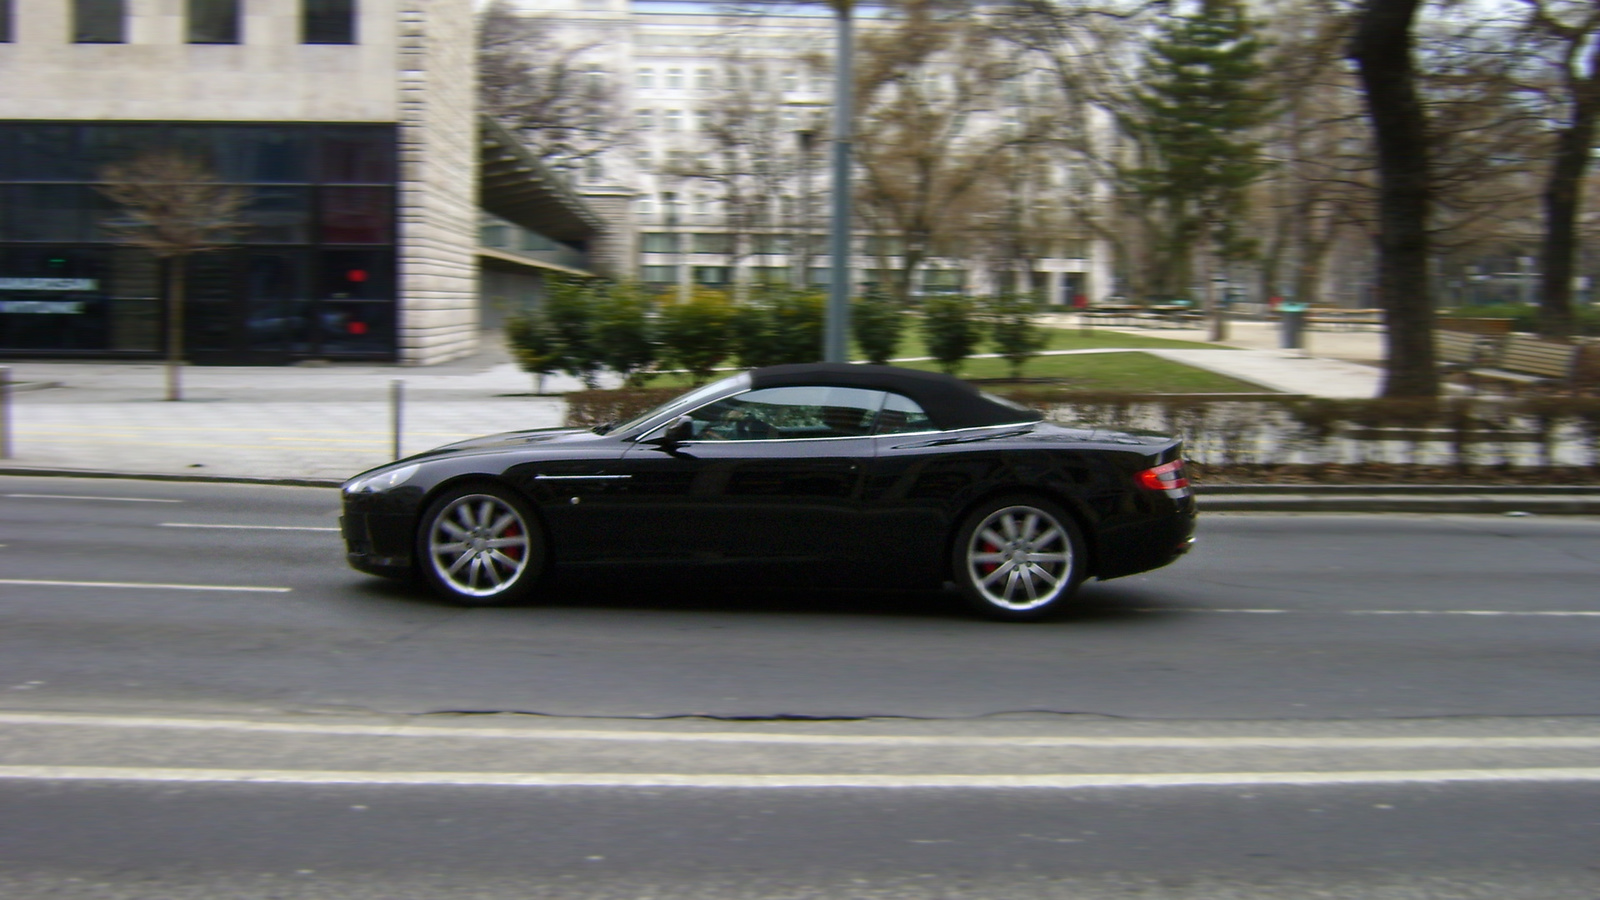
[341,363,1195,620]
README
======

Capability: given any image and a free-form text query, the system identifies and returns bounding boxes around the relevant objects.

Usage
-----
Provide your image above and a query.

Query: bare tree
[854,0,1051,301]
[1509,0,1600,336]
[671,47,801,285]
[478,0,620,169]
[98,151,248,402]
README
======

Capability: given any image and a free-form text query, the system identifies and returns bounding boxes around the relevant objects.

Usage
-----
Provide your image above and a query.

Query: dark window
[302,0,355,44]
[74,0,126,43]
[317,128,394,183]
[2,185,113,243]
[320,186,392,244]
[1,0,13,43]
[188,0,240,44]
[211,128,308,183]
[240,187,312,243]
[688,387,889,441]
[0,125,82,181]
[639,233,678,254]
[874,393,934,435]
[316,249,392,353]
[693,266,730,285]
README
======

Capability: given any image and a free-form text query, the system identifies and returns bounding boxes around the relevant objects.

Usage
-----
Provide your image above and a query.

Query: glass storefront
[0,122,398,363]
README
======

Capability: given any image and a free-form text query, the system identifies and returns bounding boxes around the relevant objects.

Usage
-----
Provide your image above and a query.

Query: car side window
[874,392,934,435]
[688,386,887,441]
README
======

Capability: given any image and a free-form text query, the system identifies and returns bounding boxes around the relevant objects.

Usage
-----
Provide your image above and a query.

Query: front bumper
[340,506,418,579]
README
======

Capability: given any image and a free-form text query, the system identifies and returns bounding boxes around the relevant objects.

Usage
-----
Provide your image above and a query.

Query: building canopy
[479,116,605,246]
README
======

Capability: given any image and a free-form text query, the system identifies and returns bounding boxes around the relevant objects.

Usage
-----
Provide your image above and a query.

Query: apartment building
[534,0,1110,305]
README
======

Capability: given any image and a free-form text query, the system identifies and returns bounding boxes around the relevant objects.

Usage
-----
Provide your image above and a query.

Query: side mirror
[649,415,696,446]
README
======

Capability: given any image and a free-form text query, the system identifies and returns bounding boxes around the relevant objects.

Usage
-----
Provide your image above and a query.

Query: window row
[637,233,1089,263]
[638,265,938,291]
[0,123,395,184]
[0,1,358,45]
[635,67,824,94]
[0,245,394,357]
[0,184,394,245]
[634,109,826,136]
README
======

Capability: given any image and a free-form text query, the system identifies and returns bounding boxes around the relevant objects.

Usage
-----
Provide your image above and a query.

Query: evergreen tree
[1126,0,1270,338]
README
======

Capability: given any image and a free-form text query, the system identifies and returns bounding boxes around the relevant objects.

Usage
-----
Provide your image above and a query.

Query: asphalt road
[3,475,1599,899]
[1,475,1597,719]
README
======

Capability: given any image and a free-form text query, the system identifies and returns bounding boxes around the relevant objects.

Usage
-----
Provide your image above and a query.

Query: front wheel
[416,485,544,606]
[952,496,1085,621]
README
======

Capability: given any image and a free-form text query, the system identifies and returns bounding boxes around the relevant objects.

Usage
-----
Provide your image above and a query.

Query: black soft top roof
[749,363,1042,431]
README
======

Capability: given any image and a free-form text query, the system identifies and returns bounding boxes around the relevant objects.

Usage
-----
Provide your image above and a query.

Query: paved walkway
[0,318,1385,483]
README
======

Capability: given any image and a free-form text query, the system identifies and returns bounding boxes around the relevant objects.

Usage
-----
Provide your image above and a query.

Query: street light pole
[824,1,854,363]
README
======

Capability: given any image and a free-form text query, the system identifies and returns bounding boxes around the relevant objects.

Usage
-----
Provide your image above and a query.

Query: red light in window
[346,269,369,283]
[348,321,368,336]
[1136,459,1190,492]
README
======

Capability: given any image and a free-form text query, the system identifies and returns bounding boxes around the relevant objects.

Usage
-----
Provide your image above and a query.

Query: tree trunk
[1539,41,1600,339]
[1349,0,1437,398]
[165,256,186,402]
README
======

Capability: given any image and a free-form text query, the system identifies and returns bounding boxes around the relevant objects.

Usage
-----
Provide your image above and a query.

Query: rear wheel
[416,484,543,606]
[952,496,1084,621]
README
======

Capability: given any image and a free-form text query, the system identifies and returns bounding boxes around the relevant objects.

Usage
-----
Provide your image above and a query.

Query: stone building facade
[0,0,601,365]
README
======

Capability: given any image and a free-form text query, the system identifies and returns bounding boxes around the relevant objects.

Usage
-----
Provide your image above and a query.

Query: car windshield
[602,372,752,437]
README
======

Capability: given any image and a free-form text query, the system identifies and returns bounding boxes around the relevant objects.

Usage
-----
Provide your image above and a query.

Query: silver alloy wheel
[425,493,533,598]
[963,504,1074,611]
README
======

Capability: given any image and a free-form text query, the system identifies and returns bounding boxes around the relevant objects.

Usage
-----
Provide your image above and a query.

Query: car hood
[408,427,605,459]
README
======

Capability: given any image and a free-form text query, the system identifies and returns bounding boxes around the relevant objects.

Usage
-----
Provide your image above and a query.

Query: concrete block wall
[395,0,480,365]
[577,188,640,280]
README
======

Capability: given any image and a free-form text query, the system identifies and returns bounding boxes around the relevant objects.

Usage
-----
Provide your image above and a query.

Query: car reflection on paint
[340,363,1195,621]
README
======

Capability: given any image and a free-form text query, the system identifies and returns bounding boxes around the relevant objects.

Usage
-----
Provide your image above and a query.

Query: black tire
[415,484,544,606]
[951,495,1085,621]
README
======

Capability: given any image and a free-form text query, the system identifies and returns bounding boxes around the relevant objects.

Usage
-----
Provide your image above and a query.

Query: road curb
[0,466,343,489]
[1195,483,1600,513]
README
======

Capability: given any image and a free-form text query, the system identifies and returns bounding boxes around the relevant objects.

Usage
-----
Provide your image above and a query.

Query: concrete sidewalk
[0,318,1426,486]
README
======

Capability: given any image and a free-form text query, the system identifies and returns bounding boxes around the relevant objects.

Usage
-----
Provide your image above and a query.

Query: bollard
[0,366,11,459]
[391,379,404,460]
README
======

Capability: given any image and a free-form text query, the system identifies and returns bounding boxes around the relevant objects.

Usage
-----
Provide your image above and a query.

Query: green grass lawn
[634,323,1268,394]
[888,351,1268,393]
[886,325,1223,359]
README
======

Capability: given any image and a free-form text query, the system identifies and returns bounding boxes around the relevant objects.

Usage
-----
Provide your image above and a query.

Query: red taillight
[1136,459,1190,491]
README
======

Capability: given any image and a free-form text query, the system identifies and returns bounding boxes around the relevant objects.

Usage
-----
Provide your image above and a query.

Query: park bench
[1465,333,1583,394]
[1435,329,1499,376]
[1307,308,1383,330]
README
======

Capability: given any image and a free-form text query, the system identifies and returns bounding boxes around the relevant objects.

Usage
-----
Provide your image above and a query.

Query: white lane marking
[4,493,180,503]
[2,712,1598,750]
[1152,608,1600,618]
[1,766,1599,789]
[160,523,339,533]
[0,579,291,594]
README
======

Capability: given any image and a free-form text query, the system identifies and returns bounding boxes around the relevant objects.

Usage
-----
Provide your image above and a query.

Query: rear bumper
[1093,505,1197,580]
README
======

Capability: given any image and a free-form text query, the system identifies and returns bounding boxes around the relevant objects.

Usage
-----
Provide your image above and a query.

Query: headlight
[344,463,421,495]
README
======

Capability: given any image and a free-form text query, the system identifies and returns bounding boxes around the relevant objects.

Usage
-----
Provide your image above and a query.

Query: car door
[604,385,887,577]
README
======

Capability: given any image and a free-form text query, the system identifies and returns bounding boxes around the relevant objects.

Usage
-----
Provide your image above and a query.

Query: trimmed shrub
[983,293,1048,379]
[734,288,826,368]
[658,288,738,384]
[921,294,983,375]
[504,309,562,395]
[592,282,658,387]
[853,289,907,366]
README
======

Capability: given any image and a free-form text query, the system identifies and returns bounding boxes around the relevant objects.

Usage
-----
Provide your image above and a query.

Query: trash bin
[1279,303,1307,350]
